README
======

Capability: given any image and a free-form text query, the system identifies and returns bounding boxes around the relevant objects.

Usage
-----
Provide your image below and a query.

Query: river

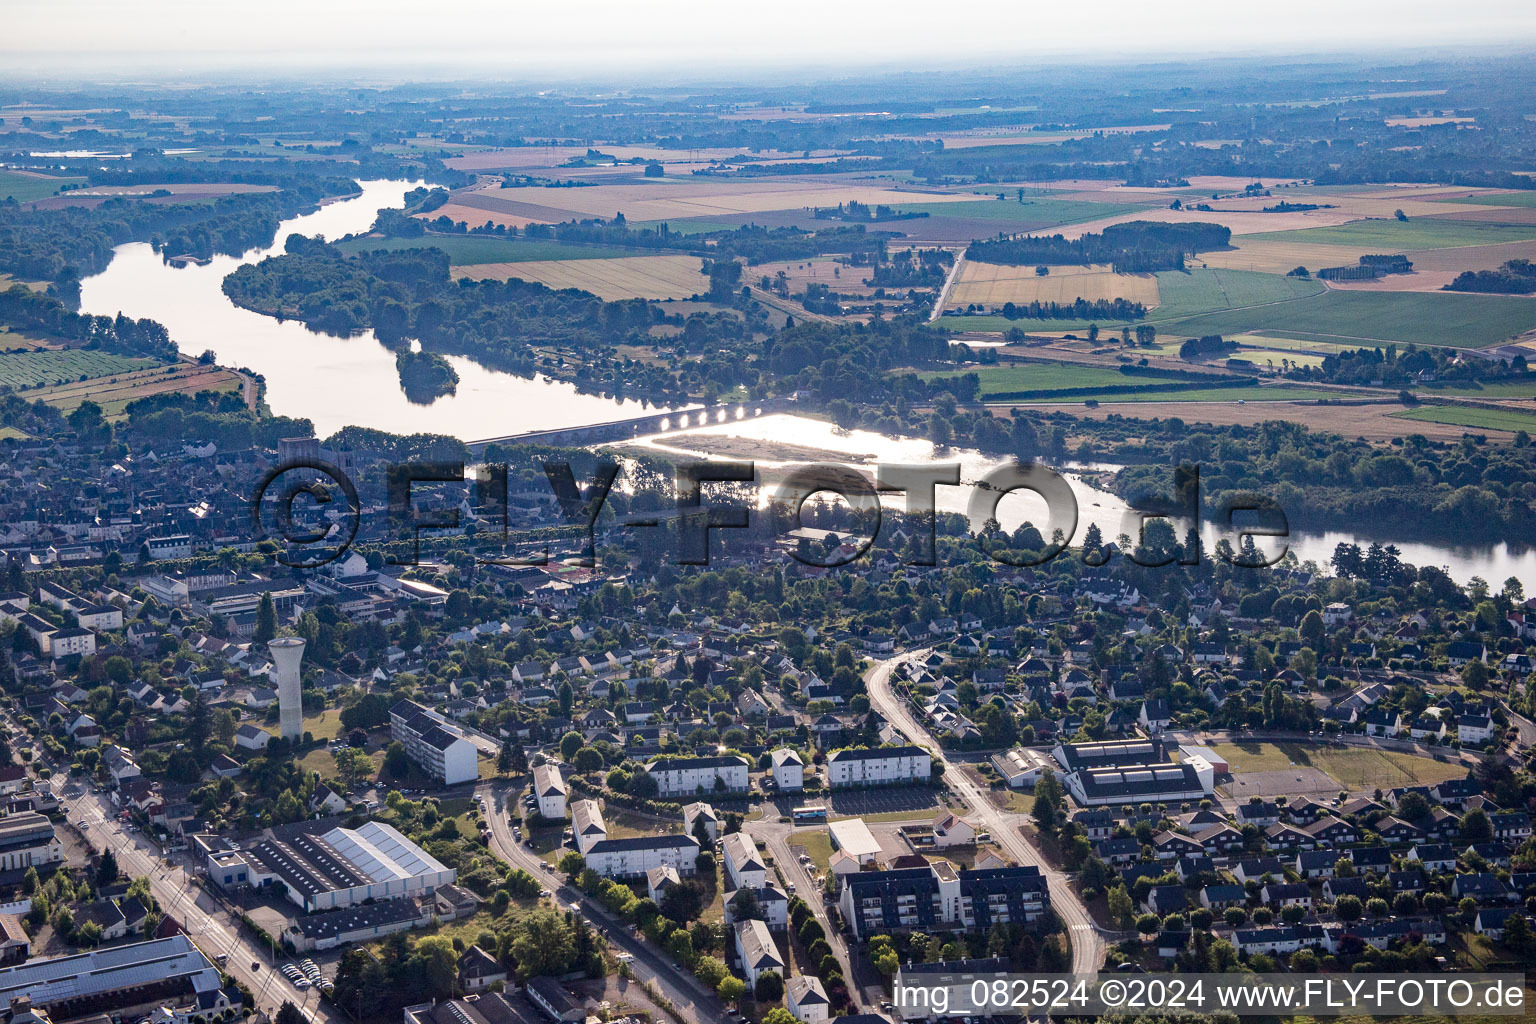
[72,179,1536,591]
[76,179,679,440]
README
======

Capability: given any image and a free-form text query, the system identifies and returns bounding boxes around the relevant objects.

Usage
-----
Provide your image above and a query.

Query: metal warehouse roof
[0,935,218,1005]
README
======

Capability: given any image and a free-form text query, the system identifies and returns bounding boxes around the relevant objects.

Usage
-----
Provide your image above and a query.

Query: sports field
[455,254,706,300]
[1201,741,1466,789]
[335,234,638,263]
[948,262,1159,310]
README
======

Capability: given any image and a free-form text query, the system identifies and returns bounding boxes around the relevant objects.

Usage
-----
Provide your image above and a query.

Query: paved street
[45,775,334,1021]
[863,649,1108,974]
[478,779,729,1023]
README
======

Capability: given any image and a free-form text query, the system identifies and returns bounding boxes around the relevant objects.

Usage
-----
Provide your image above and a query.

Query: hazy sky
[7,0,1536,76]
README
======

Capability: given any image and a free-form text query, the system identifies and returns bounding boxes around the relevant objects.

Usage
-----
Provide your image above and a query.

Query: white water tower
[269,637,307,742]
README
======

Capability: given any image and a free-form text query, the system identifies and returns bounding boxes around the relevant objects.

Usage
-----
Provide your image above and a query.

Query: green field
[923,362,1156,396]
[1149,267,1326,321]
[890,197,1142,228]
[1020,385,1343,404]
[1158,289,1536,348]
[1442,191,1536,208]
[1420,380,1536,399]
[936,268,1324,334]
[1207,740,1466,789]
[334,234,639,264]
[0,170,85,203]
[1393,405,1536,433]
[0,349,154,390]
[1246,217,1536,250]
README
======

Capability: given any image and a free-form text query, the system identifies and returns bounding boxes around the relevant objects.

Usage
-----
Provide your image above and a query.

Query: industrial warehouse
[196,819,455,913]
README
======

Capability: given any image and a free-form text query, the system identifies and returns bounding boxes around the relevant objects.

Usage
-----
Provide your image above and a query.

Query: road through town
[863,650,1107,974]
[478,779,728,1023]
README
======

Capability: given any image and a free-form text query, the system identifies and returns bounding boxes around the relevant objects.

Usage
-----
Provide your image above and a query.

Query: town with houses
[0,421,1527,1024]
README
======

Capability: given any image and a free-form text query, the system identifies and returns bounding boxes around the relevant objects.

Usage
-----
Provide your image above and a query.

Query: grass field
[1158,288,1536,348]
[892,198,1143,227]
[1393,405,1536,433]
[948,262,1159,311]
[1420,380,1536,399]
[456,254,705,300]
[1148,267,1326,321]
[1246,217,1536,250]
[793,831,834,873]
[0,170,85,202]
[924,362,1161,397]
[936,268,1322,333]
[0,349,154,390]
[264,710,347,741]
[334,233,639,264]
[1021,385,1345,404]
[1209,740,1466,789]
[1441,191,1536,209]
[27,363,242,417]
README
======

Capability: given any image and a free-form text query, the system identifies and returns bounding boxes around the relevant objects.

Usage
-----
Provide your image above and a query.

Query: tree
[754,970,784,1002]
[1107,885,1134,929]
[1300,609,1325,650]
[762,1010,797,1024]
[383,741,410,779]
[255,593,277,645]
[1461,808,1494,844]
[96,850,118,887]
[560,731,584,762]
[510,907,578,977]
[718,976,748,1003]
[1333,895,1363,922]
[1503,911,1531,951]
[333,747,373,791]
[276,1003,305,1024]
[1135,913,1160,936]
[1032,768,1062,834]
[408,936,460,999]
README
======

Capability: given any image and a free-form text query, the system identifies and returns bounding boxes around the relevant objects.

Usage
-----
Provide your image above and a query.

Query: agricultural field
[1148,267,1326,322]
[1443,191,1536,208]
[334,234,638,264]
[0,349,154,390]
[0,169,84,202]
[924,362,1157,397]
[947,262,1160,311]
[1016,385,1344,404]
[1392,405,1536,433]
[444,178,985,225]
[1246,217,1536,251]
[27,363,243,417]
[937,268,1321,333]
[752,258,878,296]
[1198,240,1376,275]
[455,254,706,300]
[1158,288,1536,348]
